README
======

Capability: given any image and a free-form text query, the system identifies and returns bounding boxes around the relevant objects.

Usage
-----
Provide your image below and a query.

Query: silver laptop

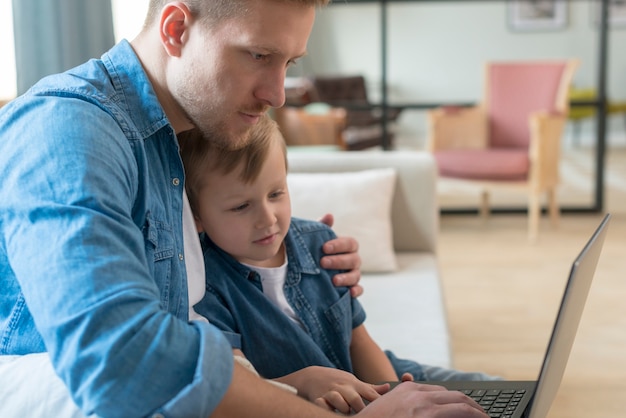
[400,213,611,418]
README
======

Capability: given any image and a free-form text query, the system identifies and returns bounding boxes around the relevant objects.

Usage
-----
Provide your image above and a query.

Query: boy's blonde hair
[179,115,288,214]
[144,0,330,29]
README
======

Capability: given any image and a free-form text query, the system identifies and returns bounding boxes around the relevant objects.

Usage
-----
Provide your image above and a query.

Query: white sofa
[287,150,451,368]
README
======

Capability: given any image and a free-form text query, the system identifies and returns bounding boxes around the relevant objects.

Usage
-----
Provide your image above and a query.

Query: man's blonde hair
[179,115,288,215]
[144,0,330,29]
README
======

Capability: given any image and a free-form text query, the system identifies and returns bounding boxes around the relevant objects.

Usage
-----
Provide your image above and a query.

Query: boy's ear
[159,2,193,57]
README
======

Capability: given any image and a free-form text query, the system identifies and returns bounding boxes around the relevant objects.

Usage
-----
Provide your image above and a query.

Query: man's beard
[201,121,253,151]
[183,102,251,151]
[174,73,264,150]
[182,98,267,151]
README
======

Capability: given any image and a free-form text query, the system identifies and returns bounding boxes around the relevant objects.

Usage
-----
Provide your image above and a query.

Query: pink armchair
[427,60,579,241]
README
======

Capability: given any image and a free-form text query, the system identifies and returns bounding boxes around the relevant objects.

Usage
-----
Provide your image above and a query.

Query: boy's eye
[231,203,249,212]
[252,52,267,61]
[269,190,284,199]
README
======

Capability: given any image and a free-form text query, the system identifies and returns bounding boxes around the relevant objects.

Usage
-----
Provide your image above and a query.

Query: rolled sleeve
[154,322,234,418]
[351,297,367,329]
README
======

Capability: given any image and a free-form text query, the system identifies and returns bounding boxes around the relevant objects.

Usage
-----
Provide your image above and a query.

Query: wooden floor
[438,147,626,417]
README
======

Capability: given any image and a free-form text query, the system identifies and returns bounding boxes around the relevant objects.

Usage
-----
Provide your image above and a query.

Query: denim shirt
[194,218,366,379]
[0,40,233,418]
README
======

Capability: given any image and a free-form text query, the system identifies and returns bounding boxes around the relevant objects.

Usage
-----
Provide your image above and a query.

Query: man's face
[172,1,315,150]
[193,137,291,268]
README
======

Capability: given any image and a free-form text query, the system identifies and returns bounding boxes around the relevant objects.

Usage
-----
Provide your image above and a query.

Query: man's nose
[254,71,286,108]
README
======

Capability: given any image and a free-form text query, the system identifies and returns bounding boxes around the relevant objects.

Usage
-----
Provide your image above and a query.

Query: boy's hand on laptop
[318,213,364,298]
[277,366,388,414]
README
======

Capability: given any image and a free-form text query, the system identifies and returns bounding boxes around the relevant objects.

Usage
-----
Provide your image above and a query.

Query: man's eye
[252,53,267,61]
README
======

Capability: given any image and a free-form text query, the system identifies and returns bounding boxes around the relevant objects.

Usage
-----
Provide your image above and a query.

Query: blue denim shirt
[0,40,233,418]
[194,218,366,379]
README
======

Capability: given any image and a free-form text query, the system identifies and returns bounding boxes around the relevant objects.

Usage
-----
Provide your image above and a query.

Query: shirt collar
[102,39,171,140]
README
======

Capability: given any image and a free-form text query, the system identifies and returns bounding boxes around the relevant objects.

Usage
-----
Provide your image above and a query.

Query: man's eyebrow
[254,45,308,59]
[286,50,308,61]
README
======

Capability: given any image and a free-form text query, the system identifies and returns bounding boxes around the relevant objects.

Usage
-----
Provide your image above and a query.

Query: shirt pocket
[142,211,175,310]
[1,293,46,354]
[324,290,353,348]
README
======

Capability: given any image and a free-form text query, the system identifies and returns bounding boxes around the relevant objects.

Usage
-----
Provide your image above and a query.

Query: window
[111,0,150,43]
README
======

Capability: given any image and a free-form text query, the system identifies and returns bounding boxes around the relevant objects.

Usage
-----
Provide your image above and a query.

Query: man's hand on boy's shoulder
[318,213,363,298]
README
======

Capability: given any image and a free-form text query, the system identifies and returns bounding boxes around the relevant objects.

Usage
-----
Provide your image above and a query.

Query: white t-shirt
[182,189,208,323]
[242,259,301,326]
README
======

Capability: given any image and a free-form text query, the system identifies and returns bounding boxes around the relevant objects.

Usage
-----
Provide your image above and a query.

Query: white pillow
[287,168,397,273]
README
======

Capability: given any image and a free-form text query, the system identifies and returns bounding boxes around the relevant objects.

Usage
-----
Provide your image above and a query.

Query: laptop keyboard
[460,388,527,418]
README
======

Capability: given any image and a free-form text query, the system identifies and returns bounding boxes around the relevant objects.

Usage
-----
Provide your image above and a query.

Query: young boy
[179,115,489,413]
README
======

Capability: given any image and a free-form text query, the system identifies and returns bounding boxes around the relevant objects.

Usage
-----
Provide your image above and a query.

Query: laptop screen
[528,214,611,418]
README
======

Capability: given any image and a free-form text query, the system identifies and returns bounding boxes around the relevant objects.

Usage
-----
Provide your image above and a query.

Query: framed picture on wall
[508,0,568,32]
[591,0,626,28]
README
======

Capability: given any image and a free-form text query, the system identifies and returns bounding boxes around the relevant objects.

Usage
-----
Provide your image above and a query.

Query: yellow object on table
[568,87,626,144]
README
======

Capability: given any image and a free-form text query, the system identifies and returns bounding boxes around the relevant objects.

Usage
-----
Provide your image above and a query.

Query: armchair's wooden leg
[528,192,540,243]
[548,188,560,228]
[480,189,490,223]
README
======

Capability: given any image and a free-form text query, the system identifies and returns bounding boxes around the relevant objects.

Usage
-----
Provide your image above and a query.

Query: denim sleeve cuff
[221,331,242,350]
[153,322,234,418]
[352,298,367,329]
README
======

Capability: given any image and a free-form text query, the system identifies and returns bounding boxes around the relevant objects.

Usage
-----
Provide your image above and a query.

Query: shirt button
[178,253,184,261]
[172,177,180,186]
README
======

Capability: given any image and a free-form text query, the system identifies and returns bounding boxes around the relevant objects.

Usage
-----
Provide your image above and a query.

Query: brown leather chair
[274,105,347,149]
[285,75,403,151]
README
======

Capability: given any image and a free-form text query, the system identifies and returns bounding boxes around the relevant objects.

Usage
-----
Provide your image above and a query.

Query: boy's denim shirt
[194,218,366,379]
[0,40,233,418]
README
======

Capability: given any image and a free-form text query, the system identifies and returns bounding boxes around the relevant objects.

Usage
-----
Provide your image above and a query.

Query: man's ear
[159,2,193,57]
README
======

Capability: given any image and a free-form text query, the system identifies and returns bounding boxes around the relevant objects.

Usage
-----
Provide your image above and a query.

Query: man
[0,1,487,417]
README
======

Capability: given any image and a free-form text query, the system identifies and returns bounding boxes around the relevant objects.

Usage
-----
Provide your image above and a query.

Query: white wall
[304,1,626,147]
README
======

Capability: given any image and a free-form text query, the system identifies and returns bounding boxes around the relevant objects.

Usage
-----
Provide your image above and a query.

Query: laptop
[396,213,611,418]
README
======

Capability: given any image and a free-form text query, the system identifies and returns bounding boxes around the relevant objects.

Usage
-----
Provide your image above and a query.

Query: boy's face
[194,138,291,268]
